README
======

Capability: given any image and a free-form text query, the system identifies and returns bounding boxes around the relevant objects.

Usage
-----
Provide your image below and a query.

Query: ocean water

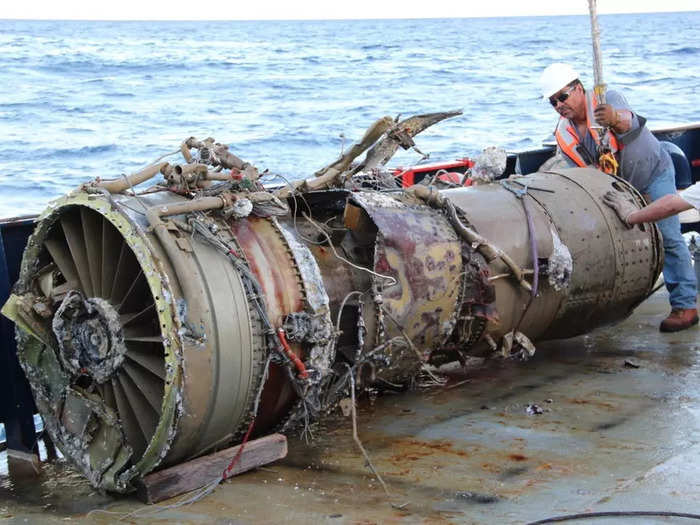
[0,13,698,217]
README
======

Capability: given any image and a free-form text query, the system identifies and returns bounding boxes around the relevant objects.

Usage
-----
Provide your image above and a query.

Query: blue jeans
[645,167,698,309]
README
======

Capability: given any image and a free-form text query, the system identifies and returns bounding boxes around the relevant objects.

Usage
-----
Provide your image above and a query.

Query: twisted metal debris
[2,111,662,492]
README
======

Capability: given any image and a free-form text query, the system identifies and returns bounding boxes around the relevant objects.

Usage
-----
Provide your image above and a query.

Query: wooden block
[7,449,41,478]
[137,433,287,504]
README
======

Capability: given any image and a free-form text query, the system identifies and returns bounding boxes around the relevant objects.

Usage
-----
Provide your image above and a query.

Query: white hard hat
[539,63,579,98]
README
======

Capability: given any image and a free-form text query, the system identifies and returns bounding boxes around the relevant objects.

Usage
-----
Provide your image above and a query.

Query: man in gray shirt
[539,63,697,332]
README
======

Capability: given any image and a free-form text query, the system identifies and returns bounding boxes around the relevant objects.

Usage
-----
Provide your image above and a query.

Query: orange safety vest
[554,91,621,169]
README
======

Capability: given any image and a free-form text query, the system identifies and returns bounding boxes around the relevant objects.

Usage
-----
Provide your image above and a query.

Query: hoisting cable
[588,0,619,176]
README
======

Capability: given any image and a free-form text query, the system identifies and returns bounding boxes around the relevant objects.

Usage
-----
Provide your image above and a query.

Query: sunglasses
[549,85,576,107]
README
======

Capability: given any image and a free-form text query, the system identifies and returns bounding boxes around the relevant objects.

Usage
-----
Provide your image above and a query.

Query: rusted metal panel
[348,192,463,356]
[228,216,306,432]
[229,217,305,327]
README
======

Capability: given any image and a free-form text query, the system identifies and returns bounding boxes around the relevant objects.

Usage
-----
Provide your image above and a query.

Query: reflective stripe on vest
[554,91,620,168]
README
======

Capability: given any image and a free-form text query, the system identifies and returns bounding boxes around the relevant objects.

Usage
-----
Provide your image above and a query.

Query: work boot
[659,308,699,332]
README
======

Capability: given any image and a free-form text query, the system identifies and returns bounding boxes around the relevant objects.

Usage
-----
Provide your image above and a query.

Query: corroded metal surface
[1,161,663,494]
[229,217,305,328]
[275,219,335,375]
[228,216,306,431]
[443,167,662,348]
[349,192,462,355]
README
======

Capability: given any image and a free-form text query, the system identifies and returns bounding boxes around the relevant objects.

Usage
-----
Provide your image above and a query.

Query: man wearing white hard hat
[540,63,697,332]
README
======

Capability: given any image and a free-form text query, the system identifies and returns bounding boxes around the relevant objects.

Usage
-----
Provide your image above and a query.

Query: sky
[1,0,698,21]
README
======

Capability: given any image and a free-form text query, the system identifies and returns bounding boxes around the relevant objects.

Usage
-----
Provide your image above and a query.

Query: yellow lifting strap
[599,152,619,176]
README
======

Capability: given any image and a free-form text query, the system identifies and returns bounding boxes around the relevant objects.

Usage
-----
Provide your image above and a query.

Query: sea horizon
[1,12,698,216]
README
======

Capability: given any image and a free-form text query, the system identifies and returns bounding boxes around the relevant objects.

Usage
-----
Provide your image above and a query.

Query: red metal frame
[394,158,474,187]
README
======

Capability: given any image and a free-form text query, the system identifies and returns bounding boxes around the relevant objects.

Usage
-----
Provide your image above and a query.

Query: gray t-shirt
[560,89,672,192]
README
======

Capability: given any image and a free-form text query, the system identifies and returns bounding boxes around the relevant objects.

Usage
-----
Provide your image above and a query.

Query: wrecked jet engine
[2,123,662,493]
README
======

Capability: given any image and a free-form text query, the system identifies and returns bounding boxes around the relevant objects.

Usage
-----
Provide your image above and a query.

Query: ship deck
[2,288,699,524]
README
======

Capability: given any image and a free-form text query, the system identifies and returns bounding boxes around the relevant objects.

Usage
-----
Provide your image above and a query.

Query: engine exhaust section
[2,134,661,492]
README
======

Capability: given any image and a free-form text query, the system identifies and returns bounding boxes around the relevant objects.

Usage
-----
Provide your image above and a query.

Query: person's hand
[594,104,620,128]
[603,191,636,228]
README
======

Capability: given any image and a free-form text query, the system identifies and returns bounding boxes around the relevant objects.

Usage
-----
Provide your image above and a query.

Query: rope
[120,173,150,212]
